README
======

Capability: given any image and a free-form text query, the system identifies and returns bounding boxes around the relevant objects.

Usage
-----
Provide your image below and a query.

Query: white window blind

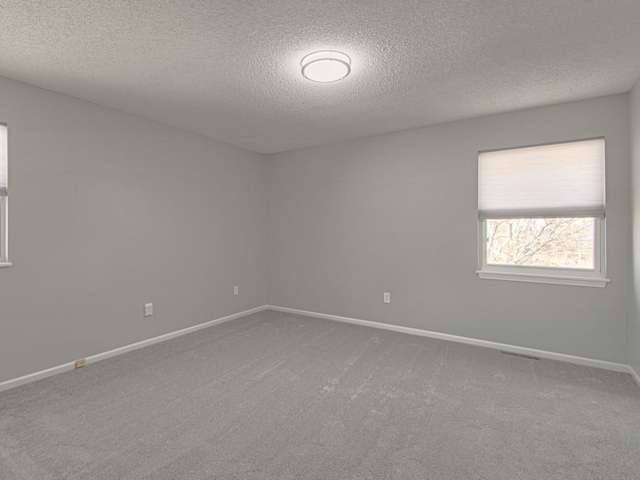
[478,138,605,219]
[0,124,6,196]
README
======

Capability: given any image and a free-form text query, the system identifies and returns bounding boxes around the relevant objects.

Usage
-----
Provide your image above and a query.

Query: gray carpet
[1,310,639,480]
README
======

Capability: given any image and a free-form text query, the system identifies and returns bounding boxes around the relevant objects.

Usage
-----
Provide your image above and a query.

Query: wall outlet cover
[144,303,153,317]
[75,359,86,369]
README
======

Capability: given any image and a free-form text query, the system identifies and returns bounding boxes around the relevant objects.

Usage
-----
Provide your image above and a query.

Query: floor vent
[501,351,540,360]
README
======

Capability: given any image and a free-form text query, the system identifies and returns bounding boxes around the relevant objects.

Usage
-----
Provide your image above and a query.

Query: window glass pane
[0,196,5,261]
[486,218,595,269]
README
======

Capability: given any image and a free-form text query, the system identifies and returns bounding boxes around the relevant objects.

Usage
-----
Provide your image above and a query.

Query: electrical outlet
[144,303,153,317]
[384,292,391,304]
[75,359,86,369]
[234,286,239,295]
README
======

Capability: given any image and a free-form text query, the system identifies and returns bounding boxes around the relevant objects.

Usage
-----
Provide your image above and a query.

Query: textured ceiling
[0,1,639,154]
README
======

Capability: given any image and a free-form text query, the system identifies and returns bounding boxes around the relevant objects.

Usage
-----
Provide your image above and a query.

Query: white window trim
[476,217,609,288]
[0,196,10,267]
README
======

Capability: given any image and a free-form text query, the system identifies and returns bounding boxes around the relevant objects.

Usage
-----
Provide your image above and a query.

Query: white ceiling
[0,1,639,154]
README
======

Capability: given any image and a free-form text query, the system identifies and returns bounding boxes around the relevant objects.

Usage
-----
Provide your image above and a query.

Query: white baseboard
[267,305,633,375]
[2,304,636,394]
[0,362,77,394]
[0,305,269,393]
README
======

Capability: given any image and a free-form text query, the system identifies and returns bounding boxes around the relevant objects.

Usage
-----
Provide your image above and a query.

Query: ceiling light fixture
[301,51,351,83]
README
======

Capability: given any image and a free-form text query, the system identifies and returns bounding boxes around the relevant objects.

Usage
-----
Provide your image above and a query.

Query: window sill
[0,262,12,268]
[476,270,609,288]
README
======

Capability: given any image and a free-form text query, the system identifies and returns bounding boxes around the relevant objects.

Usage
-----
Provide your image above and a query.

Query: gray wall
[267,95,631,364]
[631,82,640,375]
[0,76,267,384]
[0,76,634,385]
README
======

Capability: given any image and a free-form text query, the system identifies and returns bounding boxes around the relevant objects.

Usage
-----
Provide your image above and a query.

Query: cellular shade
[0,124,6,196]
[478,138,605,219]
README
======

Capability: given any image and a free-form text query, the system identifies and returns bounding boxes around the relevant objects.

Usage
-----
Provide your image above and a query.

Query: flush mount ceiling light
[301,51,351,83]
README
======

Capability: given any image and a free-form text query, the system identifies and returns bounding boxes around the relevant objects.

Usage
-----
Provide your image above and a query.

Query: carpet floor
[0,310,639,479]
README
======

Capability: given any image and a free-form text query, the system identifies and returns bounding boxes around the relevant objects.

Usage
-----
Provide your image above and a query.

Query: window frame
[0,195,9,267]
[0,122,8,267]
[476,137,609,288]
[477,216,608,287]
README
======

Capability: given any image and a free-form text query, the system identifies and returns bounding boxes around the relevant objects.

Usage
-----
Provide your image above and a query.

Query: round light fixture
[301,51,351,83]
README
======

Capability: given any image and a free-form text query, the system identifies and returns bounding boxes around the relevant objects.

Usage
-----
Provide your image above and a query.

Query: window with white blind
[0,123,9,267]
[477,138,608,287]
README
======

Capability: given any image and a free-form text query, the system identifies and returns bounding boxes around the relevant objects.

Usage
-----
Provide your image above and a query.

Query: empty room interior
[1,1,640,479]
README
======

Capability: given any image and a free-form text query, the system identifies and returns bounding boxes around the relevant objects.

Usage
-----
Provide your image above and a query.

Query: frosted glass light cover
[301,51,351,83]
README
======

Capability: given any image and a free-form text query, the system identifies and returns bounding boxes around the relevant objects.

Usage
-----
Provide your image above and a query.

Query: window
[0,123,8,267]
[477,138,608,287]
